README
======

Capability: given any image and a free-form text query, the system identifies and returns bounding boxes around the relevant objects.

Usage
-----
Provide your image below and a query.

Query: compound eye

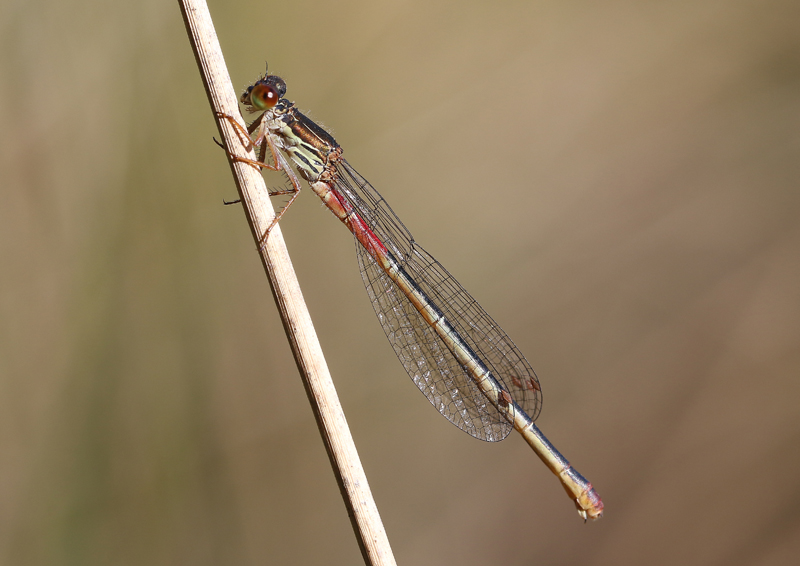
[250,83,280,110]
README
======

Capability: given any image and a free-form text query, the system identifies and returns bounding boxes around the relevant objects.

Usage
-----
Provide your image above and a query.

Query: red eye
[251,83,279,110]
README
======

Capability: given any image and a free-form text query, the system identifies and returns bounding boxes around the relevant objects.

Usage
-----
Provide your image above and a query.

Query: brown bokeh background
[2,1,799,564]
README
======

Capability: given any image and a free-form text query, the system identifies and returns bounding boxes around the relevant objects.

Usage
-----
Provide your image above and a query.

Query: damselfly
[218,68,603,521]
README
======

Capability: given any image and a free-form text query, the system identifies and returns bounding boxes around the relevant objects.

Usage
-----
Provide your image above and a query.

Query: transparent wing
[335,159,542,441]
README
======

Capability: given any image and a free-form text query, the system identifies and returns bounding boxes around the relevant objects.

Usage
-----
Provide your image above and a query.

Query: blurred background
[2,0,799,564]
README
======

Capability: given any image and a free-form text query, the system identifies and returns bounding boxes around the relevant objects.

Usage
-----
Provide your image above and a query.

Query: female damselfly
[218,68,603,521]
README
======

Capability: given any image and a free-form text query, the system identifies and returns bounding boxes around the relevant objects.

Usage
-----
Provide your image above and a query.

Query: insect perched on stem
[217,67,603,521]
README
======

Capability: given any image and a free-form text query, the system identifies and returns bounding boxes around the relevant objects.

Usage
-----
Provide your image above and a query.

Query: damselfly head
[241,74,287,112]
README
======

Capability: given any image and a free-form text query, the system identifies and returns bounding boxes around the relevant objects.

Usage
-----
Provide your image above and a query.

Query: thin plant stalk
[177,1,397,564]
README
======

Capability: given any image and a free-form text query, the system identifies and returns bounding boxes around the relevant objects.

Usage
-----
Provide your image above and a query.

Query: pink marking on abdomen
[322,183,389,263]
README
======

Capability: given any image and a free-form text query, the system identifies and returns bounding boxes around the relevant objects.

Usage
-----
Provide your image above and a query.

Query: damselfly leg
[215,111,302,245]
